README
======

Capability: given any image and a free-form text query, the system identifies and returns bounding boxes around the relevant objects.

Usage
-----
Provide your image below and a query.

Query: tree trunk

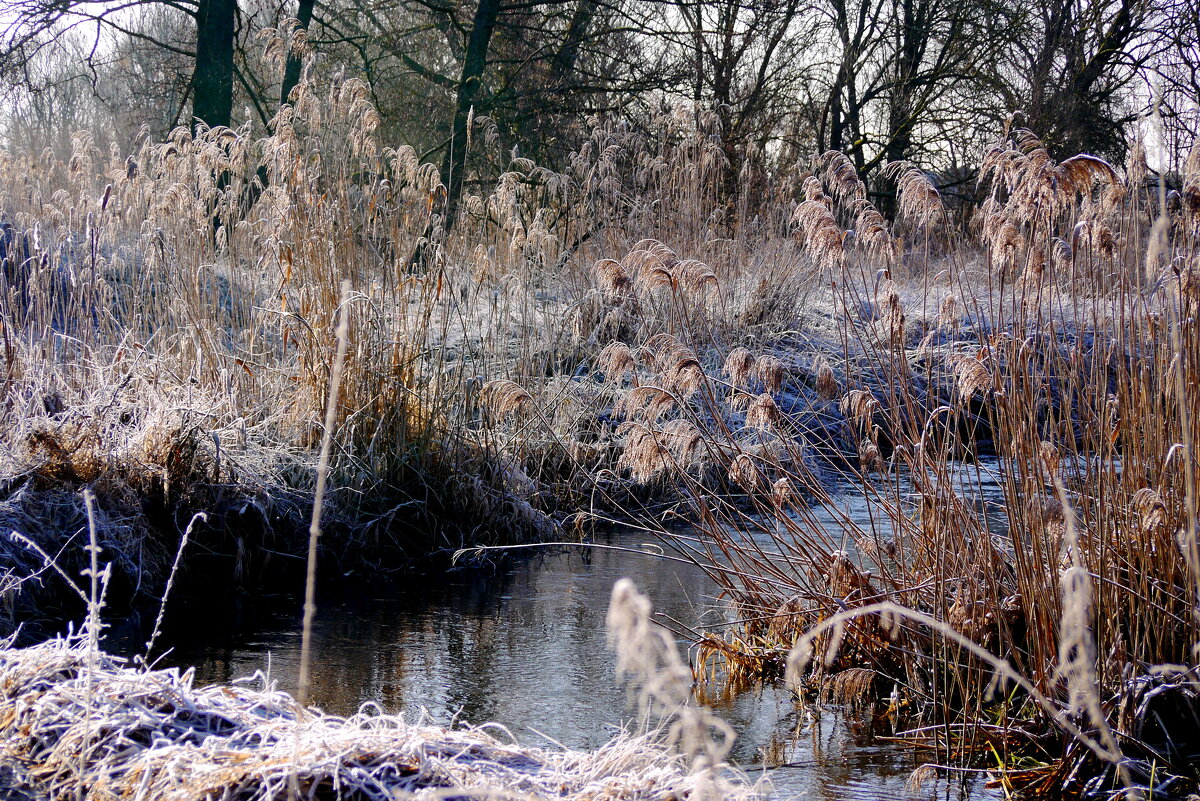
[280,0,316,107]
[192,0,238,129]
[552,1,597,81]
[440,0,502,234]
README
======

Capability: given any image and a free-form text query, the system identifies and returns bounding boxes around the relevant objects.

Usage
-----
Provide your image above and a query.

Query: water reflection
[156,533,999,800]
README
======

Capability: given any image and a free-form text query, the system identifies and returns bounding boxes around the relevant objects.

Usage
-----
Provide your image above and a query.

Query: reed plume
[791,200,844,269]
[722,347,756,388]
[818,150,866,202]
[617,422,672,483]
[884,161,942,228]
[745,394,782,430]
[481,379,535,417]
[839,389,877,428]
[813,357,840,400]
[597,342,637,385]
[616,386,677,423]
[752,355,783,394]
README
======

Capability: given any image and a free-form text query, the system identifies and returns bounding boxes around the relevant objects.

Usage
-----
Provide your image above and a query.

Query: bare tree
[666,0,815,196]
[999,0,1165,159]
[309,0,674,232]
[2,0,243,130]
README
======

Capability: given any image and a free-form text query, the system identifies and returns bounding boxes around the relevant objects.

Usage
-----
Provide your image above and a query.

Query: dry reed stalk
[298,280,351,708]
[606,578,739,799]
[142,511,205,662]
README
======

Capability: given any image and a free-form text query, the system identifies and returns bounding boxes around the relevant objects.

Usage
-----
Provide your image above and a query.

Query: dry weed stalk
[298,280,351,708]
[606,579,736,787]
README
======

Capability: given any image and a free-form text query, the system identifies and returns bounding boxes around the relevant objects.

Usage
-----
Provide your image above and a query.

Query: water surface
[157,527,1000,800]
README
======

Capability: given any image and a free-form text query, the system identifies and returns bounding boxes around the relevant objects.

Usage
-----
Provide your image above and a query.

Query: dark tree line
[2,0,1197,221]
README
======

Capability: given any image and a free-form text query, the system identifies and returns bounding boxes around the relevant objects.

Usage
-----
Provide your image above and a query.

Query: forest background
[3,0,1198,207]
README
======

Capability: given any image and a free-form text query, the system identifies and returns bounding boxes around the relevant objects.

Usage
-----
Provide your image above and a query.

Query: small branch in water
[142,512,206,664]
[451,541,700,568]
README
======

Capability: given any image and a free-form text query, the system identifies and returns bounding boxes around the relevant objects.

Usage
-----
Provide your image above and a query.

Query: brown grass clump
[22,420,107,483]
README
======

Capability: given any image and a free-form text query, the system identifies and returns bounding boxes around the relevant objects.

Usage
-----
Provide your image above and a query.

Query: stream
[152,459,1009,801]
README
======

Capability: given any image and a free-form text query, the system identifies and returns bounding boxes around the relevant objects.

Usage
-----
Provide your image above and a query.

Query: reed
[565,131,1200,796]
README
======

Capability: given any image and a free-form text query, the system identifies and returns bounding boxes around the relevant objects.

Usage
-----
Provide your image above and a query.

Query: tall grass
[0,61,578,619]
[557,130,1200,794]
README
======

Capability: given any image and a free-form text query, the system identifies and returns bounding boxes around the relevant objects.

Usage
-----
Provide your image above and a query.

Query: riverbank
[0,639,760,801]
